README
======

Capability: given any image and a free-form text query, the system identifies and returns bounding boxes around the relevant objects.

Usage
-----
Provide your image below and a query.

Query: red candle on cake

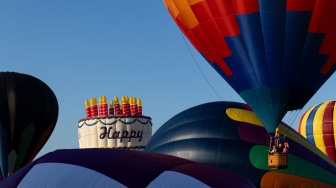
[134,97,138,116]
[122,96,131,116]
[85,99,92,118]
[101,96,108,116]
[121,96,125,114]
[114,96,122,116]
[98,96,102,116]
[130,97,135,116]
[137,98,142,116]
[109,100,115,116]
[90,98,98,117]
[127,96,131,115]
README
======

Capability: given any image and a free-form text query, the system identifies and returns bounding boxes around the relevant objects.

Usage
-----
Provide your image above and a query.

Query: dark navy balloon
[146,101,336,188]
[0,72,58,179]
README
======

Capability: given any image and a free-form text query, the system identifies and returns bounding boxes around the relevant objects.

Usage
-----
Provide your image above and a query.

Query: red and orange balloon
[163,0,336,133]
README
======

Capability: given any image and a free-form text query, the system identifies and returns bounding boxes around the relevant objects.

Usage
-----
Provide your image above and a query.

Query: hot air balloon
[298,100,336,162]
[163,0,336,134]
[0,149,255,188]
[0,72,58,179]
[78,96,152,149]
[146,101,336,188]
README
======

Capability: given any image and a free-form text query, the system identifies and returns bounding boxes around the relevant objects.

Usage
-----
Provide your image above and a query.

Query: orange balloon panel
[261,172,336,188]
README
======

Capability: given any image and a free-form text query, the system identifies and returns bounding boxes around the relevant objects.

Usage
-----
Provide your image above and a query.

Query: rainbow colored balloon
[298,100,336,162]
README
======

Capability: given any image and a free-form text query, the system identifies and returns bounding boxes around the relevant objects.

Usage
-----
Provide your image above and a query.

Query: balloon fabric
[298,100,336,162]
[0,149,255,188]
[163,0,336,133]
[146,101,336,188]
[0,72,58,179]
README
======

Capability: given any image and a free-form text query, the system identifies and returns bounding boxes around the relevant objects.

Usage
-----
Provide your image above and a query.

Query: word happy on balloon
[100,127,143,142]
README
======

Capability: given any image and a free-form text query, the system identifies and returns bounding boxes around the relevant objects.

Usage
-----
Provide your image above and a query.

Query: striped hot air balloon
[298,100,336,162]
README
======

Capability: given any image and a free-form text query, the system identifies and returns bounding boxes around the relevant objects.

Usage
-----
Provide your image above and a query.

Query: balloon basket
[268,153,288,170]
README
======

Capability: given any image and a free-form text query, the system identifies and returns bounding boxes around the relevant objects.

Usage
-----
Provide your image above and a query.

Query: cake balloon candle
[134,97,138,116]
[100,96,108,117]
[114,96,122,116]
[130,97,136,116]
[90,98,98,117]
[137,98,142,116]
[85,99,92,118]
[122,96,131,116]
[109,101,115,116]
[98,97,102,116]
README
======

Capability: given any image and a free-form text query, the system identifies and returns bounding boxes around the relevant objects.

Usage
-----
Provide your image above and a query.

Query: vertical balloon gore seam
[0,124,8,180]
[298,104,319,139]
[313,102,328,154]
[25,125,54,164]
[306,104,320,146]
[232,0,259,14]
[322,101,336,161]
[13,122,34,171]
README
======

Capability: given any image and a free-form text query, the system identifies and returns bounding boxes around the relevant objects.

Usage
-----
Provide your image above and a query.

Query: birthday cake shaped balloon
[78,96,152,150]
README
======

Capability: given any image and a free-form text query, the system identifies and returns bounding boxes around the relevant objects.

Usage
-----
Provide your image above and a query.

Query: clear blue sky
[0,1,335,159]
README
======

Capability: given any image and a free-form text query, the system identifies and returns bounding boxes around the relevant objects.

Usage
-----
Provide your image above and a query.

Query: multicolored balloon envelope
[298,100,336,162]
[0,149,255,188]
[0,72,58,179]
[145,101,336,188]
[163,0,336,133]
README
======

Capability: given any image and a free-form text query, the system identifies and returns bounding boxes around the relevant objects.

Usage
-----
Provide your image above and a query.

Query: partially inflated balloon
[0,149,255,188]
[0,72,58,179]
[298,100,336,162]
[163,0,336,133]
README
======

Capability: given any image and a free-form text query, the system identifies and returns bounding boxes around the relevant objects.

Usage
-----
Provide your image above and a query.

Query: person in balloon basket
[282,142,289,153]
[276,142,283,153]
[269,146,276,155]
